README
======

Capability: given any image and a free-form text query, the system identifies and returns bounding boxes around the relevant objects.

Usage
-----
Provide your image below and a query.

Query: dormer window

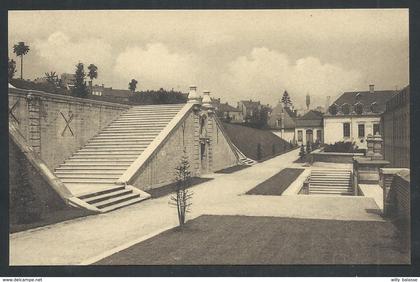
[328,103,338,115]
[341,103,351,115]
[370,102,378,113]
[354,102,364,115]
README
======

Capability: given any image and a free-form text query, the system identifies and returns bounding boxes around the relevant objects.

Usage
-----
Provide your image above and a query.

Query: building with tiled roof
[90,84,131,104]
[213,99,243,123]
[267,102,297,143]
[237,100,262,122]
[324,84,397,149]
[295,110,324,145]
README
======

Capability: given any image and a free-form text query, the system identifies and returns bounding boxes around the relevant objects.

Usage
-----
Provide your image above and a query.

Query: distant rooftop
[327,86,397,116]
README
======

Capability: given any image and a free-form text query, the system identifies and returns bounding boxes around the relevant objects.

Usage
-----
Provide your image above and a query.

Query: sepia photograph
[7,8,411,268]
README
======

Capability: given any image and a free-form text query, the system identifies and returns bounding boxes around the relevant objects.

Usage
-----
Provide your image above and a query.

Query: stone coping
[312,151,364,157]
[354,158,390,165]
[9,87,131,109]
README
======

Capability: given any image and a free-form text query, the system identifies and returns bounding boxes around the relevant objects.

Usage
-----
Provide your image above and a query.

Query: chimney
[369,84,374,94]
[325,96,331,111]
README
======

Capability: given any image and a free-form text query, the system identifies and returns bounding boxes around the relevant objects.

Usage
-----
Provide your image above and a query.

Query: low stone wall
[9,88,130,170]
[381,168,410,221]
[9,136,70,225]
[309,150,364,164]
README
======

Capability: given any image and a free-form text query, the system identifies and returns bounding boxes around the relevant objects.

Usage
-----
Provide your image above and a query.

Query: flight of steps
[309,168,353,196]
[55,104,185,212]
[239,156,257,166]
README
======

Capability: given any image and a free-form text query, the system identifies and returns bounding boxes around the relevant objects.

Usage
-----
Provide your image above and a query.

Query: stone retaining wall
[9,88,130,170]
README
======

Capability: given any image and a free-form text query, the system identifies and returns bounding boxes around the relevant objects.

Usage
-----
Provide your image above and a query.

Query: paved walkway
[9,148,383,265]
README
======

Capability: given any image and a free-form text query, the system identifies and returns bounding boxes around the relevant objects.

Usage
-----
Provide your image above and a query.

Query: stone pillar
[366,134,374,159]
[372,134,384,160]
[302,179,310,194]
[188,86,201,176]
[353,165,358,196]
[202,90,214,172]
[26,92,41,155]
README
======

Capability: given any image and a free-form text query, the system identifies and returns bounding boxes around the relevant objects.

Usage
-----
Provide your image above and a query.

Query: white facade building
[323,115,381,149]
[323,85,396,150]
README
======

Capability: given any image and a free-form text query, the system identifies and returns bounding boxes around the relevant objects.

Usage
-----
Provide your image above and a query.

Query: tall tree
[8,58,17,81]
[13,42,30,79]
[72,63,88,98]
[128,79,138,93]
[281,90,292,108]
[87,64,98,91]
[45,71,58,85]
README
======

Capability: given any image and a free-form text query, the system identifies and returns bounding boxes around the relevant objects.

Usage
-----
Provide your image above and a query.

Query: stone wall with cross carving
[9,88,130,170]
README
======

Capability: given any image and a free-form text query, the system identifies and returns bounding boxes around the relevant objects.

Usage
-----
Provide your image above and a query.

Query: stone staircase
[55,104,185,212]
[309,168,353,196]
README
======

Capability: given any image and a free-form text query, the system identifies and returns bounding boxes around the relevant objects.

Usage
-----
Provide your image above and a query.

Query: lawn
[221,123,294,161]
[246,168,304,195]
[95,215,409,265]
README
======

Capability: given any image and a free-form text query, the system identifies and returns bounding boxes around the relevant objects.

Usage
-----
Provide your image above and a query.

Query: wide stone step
[77,185,126,199]
[310,183,351,186]
[73,151,141,156]
[106,123,169,128]
[87,139,154,144]
[310,191,353,195]
[96,132,161,137]
[311,172,351,176]
[95,192,140,209]
[310,186,352,190]
[55,170,124,175]
[57,165,129,170]
[55,169,126,174]
[77,148,145,153]
[56,173,120,179]
[118,111,179,117]
[100,129,165,134]
[111,118,173,123]
[83,144,148,149]
[85,189,134,204]
[91,136,157,140]
[61,179,117,184]
[62,159,133,164]
[68,156,138,160]
[311,175,351,178]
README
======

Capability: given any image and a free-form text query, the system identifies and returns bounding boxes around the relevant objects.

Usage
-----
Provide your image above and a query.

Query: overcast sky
[8,9,409,108]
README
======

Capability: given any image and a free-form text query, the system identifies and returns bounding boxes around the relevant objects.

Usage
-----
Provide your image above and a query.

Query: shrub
[299,144,306,158]
[324,141,358,153]
[169,151,193,227]
[306,141,312,154]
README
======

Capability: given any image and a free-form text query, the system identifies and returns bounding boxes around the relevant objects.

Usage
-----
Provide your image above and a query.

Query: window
[298,130,303,142]
[343,123,350,138]
[358,124,365,138]
[316,130,322,141]
[373,124,380,135]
